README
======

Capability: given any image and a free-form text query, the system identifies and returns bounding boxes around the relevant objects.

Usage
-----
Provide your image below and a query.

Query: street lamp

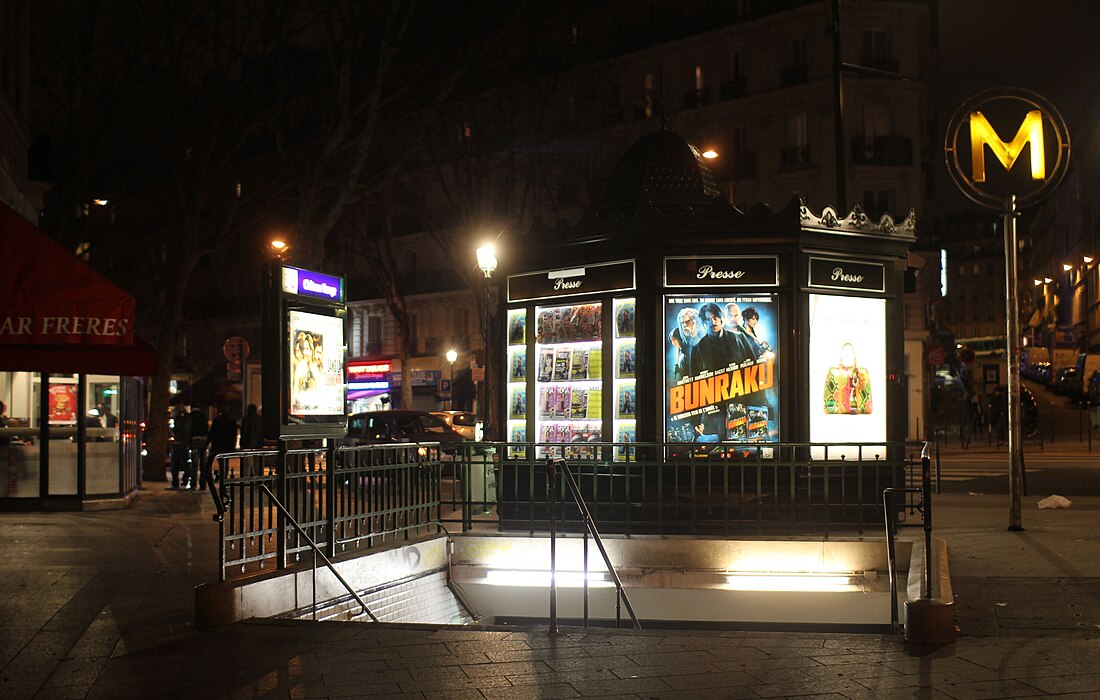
[269,239,290,260]
[476,243,497,439]
[445,348,457,410]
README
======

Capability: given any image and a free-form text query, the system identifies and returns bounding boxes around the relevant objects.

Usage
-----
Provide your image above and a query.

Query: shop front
[0,203,156,509]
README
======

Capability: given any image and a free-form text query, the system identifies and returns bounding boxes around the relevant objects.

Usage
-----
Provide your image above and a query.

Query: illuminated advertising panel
[663,294,779,445]
[808,294,886,459]
[287,309,346,416]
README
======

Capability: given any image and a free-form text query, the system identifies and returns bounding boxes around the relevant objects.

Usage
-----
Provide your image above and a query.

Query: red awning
[0,203,157,376]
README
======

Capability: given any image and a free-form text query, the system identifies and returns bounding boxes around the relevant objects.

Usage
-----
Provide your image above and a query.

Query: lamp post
[445,348,457,410]
[476,243,498,439]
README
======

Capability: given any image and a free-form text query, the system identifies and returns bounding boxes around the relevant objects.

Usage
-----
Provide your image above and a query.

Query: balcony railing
[859,55,900,73]
[852,135,913,166]
[779,144,812,170]
[683,87,710,109]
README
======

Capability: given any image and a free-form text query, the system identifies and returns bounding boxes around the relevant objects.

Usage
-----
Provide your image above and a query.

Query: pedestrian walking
[239,404,263,449]
[169,406,192,489]
[189,406,209,478]
[202,405,238,492]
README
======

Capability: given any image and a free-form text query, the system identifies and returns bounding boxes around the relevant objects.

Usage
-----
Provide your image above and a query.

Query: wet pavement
[2,479,1100,699]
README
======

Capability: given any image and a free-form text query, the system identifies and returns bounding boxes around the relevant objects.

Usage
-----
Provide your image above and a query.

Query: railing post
[546,457,559,636]
[921,445,932,600]
[277,439,288,571]
[934,435,941,495]
[327,440,337,559]
[882,488,900,632]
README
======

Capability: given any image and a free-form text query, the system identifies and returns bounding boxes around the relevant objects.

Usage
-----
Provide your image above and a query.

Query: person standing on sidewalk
[202,405,238,492]
[239,404,263,449]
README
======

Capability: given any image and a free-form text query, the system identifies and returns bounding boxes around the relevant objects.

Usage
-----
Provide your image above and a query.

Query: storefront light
[724,571,862,592]
[485,569,611,587]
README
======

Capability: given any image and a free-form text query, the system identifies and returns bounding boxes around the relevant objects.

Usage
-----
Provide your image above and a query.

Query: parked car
[431,411,479,440]
[1052,367,1078,396]
[346,410,468,453]
[1088,370,1100,404]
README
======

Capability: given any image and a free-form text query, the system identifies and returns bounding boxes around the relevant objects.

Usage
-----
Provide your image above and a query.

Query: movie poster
[288,310,345,415]
[663,295,779,444]
[808,294,886,459]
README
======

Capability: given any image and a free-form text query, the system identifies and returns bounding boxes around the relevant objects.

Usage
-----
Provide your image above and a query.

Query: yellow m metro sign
[945,87,1069,209]
[969,109,1044,183]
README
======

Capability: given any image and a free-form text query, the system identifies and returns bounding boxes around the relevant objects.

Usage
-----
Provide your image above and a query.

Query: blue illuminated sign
[281,265,344,302]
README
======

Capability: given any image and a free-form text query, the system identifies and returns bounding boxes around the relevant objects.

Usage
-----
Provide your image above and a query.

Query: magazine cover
[617,383,636,418]
[556,385,572,416]
[618,342,636,378]
[508,311,526,345]
[510,351,526,381]
[553,349,571,381]
[510,386,526,419]
[540,425,556,443]
[555,424,572,444]
[570,389,589,419]
[538,348,554,382]
[570,349,589,380]
[616,299,636,338]
[508,424,527,459]
[539,386,553,418]
[616,423,636,460]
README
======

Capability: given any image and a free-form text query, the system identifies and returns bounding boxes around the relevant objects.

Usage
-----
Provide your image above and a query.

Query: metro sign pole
[945,88,1070,531]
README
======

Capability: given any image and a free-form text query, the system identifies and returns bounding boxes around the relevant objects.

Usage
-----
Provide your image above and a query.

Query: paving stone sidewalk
[1,483,1099,699]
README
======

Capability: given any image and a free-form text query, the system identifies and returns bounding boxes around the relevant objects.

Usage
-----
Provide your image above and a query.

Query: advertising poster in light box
[663,294,779,444]
[288,309,345,415]
[808,294,886,458]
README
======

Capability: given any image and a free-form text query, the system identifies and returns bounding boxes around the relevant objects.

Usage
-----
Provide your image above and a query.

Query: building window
[685,64,708,108]
[644,73,656,118]
[721,51,746,100]
[862,189,891,219]
[782,38,808,85]
[861,28,897,72]
[780,112,810,169]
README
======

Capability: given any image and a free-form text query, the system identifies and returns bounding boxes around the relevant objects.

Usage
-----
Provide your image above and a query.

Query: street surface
[930,379,1100,496]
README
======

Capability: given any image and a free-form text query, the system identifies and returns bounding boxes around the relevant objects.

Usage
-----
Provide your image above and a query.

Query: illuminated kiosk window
[613,298,636,461]
[807,294,886,460]
[264,262,347,439]
[662,294,779,454]
[506,308,528,458]
[534,302,602,460]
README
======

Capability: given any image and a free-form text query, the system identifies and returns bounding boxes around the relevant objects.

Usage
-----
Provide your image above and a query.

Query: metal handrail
[547,457,641,632]
[257,483,380,623]
[883,442,933,633]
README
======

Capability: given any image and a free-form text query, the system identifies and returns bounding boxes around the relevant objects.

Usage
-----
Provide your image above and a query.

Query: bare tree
[33,0,309,470]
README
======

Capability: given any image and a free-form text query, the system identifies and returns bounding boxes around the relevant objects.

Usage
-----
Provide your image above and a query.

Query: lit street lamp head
[446,348,458,364]
[476,243,497,278]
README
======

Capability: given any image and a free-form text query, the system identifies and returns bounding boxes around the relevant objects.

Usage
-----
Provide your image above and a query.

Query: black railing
[780,144,812,170]
[851,135,912,166]
[213,441,925,582]
[883,443,933,633]
[213,443,442,581]
[451,440,923,537]
[547,457,641,632]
